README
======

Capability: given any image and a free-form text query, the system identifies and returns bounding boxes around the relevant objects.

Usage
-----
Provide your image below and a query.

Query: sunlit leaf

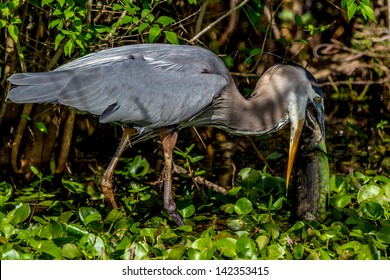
[156,16,175,27]
[331,193,351,208]
[34,121,48,133]
[255,235,269,252]
[148,25,160,42]
[357,185,382,203]
[0,181,12,206]
[62,178,88,194]
[215,237,237,258]
[234,197,253,215]
[61,243,84,259]
[178,204,195,218]
[126,155,150,178]
[10,203,30,226]
[236,235,257,259]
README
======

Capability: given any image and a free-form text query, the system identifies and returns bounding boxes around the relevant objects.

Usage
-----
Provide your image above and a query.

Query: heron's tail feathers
[7,72,71,104]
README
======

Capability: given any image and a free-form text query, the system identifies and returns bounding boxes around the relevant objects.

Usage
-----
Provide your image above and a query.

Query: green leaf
[255,235,269,252]
[49,18,64,30]
[126,155,150,178]
[1,249,21,260]
[360,2,377,22]
[164,31,179,45]
[294,14,302,26]
[62,177,88,194]
[0,181,13,206]
[34,121,48,133]
[178,204,195,218]
[234,197,253,215]
[319,248,332,260]
[215,236,237,258]
[64,224,88,237]
[105,208,124,224]
[8,24,19,43]
[54,33,65,50]
[236,235,257,259]
[293,243,304,259]
[0,3,10,18]
[263,221,281,239]
[357,185,382,203]
[238,168,261,188]
[165,246,187,260]
[79,233,105,258]
[40,220,64,239]
[227,219,246,231]
[347,3,357,21]
[227,187,241,196]
[148,25,160,42]
[64,40,75,56]
[331,193,351,208]
[79,207,102,225]
[119,15,134,25]
[41,0,54,6]
[287,221,305,233]
[10,17,21,24]
[265,151,283,160]
[61,243,84,259]
[64,6,75,21]
[10,203,31,226]
[271,197,284,210]
[0,19,7,29]
[138,22,150,34]
[376,226,390,244]
[362,202,384,220]
[113,3,123,10]
[156,16,175,27]
[134,241,149,260]
[30,165,41,177]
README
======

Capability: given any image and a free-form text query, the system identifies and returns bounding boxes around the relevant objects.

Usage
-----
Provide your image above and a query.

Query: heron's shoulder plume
[56,44,232,80]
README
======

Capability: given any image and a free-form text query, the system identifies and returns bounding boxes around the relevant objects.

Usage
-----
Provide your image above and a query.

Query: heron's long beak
[286,118,305,191]
[285,101,326,192]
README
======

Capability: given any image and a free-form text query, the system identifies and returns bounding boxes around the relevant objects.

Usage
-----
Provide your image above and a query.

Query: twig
[248,136,276,176]
[195,0,209,36]
[192,127,207,150]
[348,167,362,190]
[173,163,228,195]
[218,0,239,47]
[190,0,249,43]
[56,109,76,174]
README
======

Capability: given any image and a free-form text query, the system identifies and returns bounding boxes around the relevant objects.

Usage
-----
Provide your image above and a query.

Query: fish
[292,105,330,221]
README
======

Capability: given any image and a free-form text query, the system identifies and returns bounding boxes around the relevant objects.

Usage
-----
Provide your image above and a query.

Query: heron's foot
[101,175,118,208]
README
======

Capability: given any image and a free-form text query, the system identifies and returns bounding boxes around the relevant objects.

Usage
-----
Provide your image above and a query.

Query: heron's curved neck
[212,88,289,136]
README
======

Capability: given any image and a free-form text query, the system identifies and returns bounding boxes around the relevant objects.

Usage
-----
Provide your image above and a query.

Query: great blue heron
[7,43,325,226]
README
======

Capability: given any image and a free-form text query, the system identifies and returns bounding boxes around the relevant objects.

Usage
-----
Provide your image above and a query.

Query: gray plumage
[8,44,231,132]
[7,43,326,225]
[7,44,323,137]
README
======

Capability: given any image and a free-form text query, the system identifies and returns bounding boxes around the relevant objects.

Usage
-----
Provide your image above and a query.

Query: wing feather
[7,44,234,130]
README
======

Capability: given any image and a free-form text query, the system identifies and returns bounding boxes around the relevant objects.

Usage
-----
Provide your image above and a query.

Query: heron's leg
[101,127,136,208]
[160,128,184,226]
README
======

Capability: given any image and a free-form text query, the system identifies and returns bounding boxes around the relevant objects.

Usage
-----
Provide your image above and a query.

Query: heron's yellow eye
[314,97,322,104]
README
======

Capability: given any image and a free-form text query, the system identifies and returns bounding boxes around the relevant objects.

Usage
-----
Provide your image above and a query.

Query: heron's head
[284,65,325,190]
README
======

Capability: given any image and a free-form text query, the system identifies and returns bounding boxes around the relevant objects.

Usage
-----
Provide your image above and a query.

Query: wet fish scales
[292,109,330,221]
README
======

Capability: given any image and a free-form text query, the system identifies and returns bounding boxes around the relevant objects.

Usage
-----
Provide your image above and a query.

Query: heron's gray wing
[8,46,230,130]
[56,44,233,81]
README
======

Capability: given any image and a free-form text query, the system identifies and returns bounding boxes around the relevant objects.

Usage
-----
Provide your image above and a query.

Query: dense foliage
[1,159,389,260]
[1,0,389,260]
